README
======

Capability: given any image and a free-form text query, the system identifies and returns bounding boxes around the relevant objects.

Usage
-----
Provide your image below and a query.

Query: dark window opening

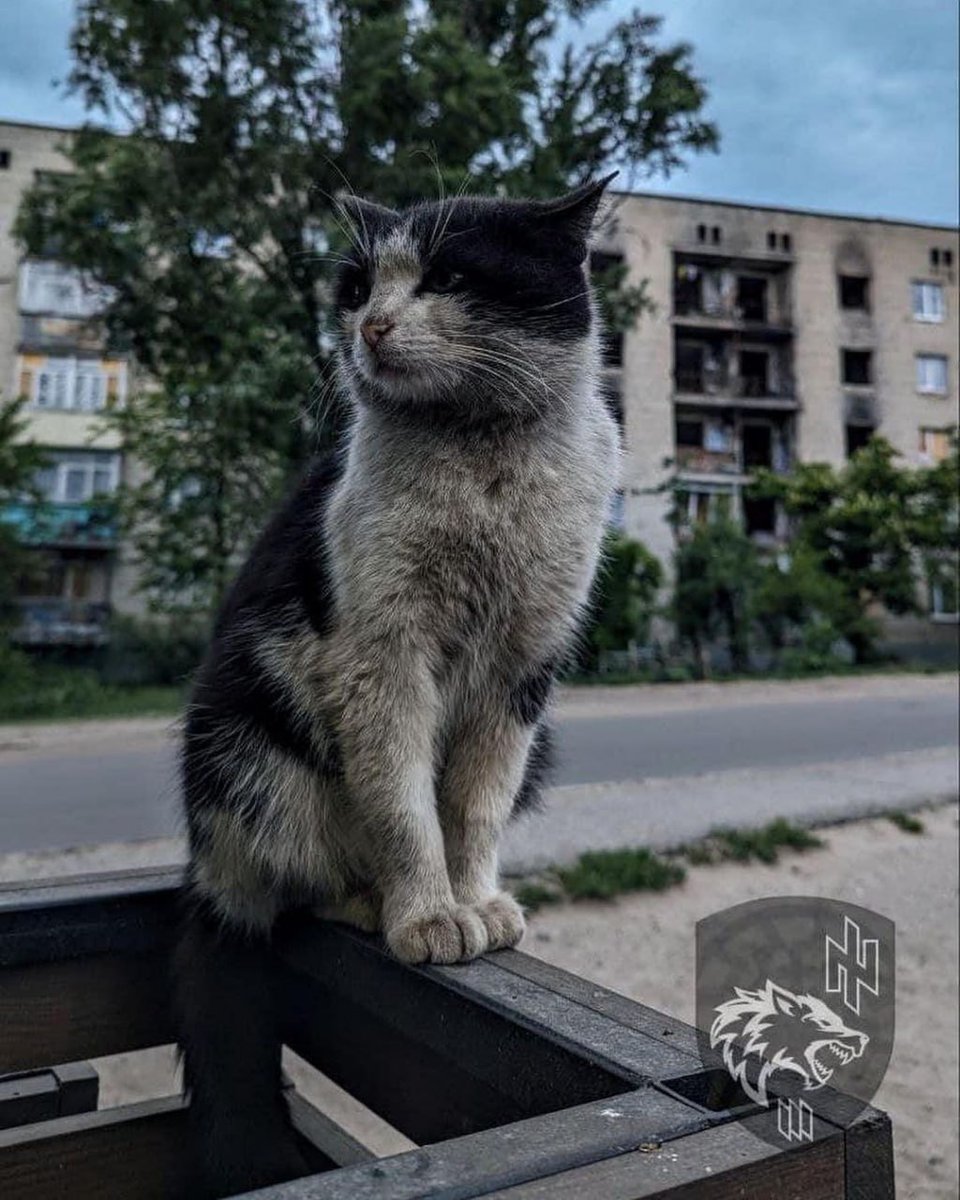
[0,149,10,169]
[675,266,702,315]
[781,233,792,252]
[945,250,954,267]
[737,277,768,322]
[676,419,703,447]
[675,343,705,393]
[743,495,777,536]
[767,231,777,250]
[742,424,774,470]
[697,223,707,243]
[711,226,722,245]
[842,349,872,385]
[930,248,940,267]
[739,350,769,397]
[839,275,870,310]
[845,424,875,458]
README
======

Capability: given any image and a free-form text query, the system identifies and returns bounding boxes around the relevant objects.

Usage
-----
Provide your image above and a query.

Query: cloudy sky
[1,0,957,225]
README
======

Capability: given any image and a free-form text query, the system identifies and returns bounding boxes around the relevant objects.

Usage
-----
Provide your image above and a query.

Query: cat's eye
[340,270,370,310]
[421,265,465,295]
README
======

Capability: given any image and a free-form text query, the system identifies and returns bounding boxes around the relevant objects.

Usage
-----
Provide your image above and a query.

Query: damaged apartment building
[1,117,959,643]
[595,191,959,622]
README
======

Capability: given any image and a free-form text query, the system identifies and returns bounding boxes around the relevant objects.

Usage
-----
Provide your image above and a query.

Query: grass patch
[887,810,925,835]
[0,681,184,723]
[556,847,686,901]
[513,881,565,912]
[514,819,827,910]
[688,819,824,866]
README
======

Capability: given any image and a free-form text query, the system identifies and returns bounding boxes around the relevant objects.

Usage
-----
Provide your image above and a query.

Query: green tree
[670,516,761,677]
[0,398,48,624]
[16,0,718,615]
[752,437,959,663]
[582,531,662,670]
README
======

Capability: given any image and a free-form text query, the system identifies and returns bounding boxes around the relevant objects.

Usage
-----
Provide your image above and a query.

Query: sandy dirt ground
[524,803,959,1200]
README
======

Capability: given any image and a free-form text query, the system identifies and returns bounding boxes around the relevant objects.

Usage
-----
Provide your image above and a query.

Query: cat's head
[332,177,616,427]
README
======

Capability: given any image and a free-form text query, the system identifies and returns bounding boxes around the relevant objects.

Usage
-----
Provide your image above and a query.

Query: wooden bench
[0,869,895,1198]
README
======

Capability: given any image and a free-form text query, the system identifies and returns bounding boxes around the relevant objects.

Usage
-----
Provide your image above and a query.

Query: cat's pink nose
[361,320,395,349]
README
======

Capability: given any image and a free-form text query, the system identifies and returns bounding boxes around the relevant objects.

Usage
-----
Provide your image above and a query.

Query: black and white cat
[175,177,620,1194]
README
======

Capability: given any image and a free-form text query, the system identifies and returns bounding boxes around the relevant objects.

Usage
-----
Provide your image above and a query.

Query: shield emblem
[695,897,895,1146]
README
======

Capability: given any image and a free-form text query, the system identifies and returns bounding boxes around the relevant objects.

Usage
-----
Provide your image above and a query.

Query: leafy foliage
[751,437,959,662]
[670,515,760,675]
[581,531,663,669]
[0,398,49,623]
[16,0,718,615]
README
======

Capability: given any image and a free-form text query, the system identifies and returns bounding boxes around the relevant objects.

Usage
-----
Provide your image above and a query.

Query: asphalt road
[1,682,956,856]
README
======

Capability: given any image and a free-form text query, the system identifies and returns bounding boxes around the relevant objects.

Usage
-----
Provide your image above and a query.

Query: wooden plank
[493,950,702,1059]
[247,1089,713,1200]
[0,1062,99,1129]
[50,1062,100,1117]
[277,920,643,1143]
[0,1095,192,1200]
[287,1091,375,1168]
[465,1120,847,1200]
[0,953,174,1073]
[0,1091,339,1200]
[844,1108,895,1200]
[0,1072,59,1131]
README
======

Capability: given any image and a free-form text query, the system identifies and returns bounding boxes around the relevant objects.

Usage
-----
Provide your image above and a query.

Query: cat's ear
[532,173,618,254]
[334,191,399,243]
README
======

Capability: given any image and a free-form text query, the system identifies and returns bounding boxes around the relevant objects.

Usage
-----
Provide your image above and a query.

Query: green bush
[578,532,663,672]
[671,516,760,676]
[97,615,209,687]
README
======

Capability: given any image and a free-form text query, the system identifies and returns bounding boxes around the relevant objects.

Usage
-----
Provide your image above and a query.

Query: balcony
[673,370,799,411]
[1,502,117,549]
[10,599,111,648]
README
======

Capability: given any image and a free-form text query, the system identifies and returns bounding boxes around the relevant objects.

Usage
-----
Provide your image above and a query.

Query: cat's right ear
[334,191,400,245]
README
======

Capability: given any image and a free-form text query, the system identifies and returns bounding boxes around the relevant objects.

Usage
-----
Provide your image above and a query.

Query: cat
[174,175,621,1195]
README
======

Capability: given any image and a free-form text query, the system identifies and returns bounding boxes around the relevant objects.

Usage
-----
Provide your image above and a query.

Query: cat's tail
[173,891,308,1198]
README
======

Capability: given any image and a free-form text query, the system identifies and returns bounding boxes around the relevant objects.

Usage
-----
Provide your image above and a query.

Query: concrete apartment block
[597,193,959,612]
[2,117,958,640]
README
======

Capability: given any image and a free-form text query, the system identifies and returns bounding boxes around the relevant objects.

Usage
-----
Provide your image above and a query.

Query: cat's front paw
[472,891,526,951]
[386,905,487,964]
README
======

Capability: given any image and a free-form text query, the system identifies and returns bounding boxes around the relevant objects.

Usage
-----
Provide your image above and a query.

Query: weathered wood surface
[0,869,895,1200]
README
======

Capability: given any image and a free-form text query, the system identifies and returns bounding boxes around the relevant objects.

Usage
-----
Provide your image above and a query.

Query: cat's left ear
[334,191,400,243]
[533,173,618,257]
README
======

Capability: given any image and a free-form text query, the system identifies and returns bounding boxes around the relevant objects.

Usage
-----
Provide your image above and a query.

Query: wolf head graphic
[709,979,870,1106]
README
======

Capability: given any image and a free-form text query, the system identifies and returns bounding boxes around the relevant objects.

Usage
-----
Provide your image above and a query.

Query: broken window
[737,277,768,322]
[841,350,872,386]
[845,424,874,458]
[697,223,707,243]
[839,275,870,310]
[711,226,722,245]
[743,495,777,536]
[739,350,769,397]
[781,233,792,252]
[675,263,702,315]
[676,419,703,447]
[675,342,705,393]
[742,424,774,470]
[767,231,777,250]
